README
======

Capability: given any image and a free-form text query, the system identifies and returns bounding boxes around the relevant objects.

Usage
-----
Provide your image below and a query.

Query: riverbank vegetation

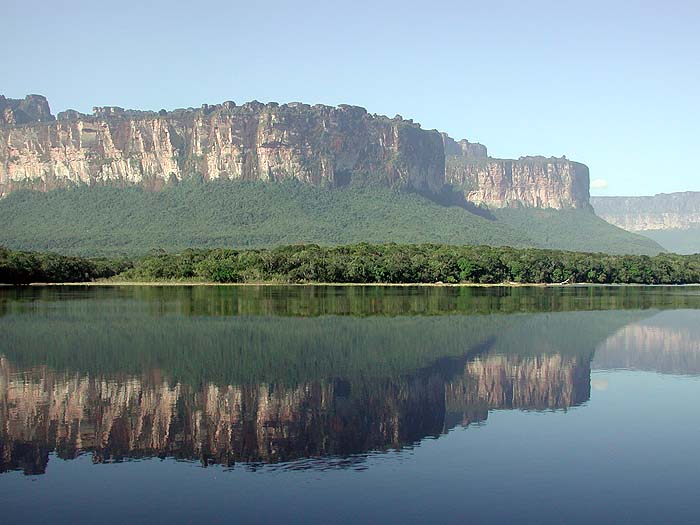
[1,243,699,285]
[0,246,130,284]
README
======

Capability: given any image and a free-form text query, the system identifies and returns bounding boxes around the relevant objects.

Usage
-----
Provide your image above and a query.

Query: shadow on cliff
[415,185,497,220]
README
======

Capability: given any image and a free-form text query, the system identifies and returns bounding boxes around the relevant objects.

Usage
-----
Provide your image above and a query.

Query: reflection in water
[0,351,592,476]
[1,285,699,476]
[594,311,700,375]
[448,354,591,423]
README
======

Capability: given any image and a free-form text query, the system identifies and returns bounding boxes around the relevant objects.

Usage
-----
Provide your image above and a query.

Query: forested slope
[0,181,663,256]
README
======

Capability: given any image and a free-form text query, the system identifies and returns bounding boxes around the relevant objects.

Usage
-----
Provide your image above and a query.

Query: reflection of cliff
[0,350,591,475]
[593,311,700,375]
[445,354,590,428]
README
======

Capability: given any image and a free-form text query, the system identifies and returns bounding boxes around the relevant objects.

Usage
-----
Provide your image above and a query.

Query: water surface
[1,285,699,524]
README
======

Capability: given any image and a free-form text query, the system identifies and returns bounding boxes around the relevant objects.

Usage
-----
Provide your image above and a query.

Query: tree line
[2,243,699,285]
[0,246,131,284]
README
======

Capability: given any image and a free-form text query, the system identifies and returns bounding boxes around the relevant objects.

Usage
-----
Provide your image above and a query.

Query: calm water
[1,285,700,524]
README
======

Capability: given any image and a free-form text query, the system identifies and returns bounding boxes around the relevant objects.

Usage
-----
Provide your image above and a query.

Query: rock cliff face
[445,153,591,210]
[0,95,54,127]
[442,130,591,209]
[592,193,700,253]
[0,97,445,197]
[441,133,488,159]
[0,94,594,210]
[592,192,700,231]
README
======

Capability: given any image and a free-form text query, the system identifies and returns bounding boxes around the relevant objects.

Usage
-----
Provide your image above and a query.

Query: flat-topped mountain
[1,94,589,209]
[0,94,663,255]
[592,192,700,254]
[0,95,445,196]
[592,192,700,231]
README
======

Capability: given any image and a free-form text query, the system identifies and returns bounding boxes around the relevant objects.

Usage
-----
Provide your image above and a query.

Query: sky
[3,0,698,196]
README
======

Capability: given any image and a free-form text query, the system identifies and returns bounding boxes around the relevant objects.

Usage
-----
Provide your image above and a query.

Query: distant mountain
[0,94,663,255]
[592,192,700,254]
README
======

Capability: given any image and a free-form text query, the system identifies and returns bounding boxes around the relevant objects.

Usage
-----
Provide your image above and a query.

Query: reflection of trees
[0,348,591,475]
[4,284,697,320]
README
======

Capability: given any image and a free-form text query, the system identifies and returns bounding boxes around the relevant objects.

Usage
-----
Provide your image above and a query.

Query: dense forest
[0,181,663,255]
[0,246,130,284]
[2,243,699,285]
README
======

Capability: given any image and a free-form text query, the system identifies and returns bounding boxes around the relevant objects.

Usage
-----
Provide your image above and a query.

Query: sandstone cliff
[445,153,591,210]
[0,95,54,127]
[0,97,445,196]
[0,94,594,211]
[592,192,700,231]
[441,132,488,159]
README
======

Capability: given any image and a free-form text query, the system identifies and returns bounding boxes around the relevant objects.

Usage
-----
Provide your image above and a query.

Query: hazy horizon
[4,0,698,196]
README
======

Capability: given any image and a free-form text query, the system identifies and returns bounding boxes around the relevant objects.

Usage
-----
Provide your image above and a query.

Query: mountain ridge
[1,94,590,210]
[0,94,663,255]
[592,192,700,254]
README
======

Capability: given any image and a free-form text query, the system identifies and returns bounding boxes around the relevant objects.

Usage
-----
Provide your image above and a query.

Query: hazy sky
[3,0,698,196]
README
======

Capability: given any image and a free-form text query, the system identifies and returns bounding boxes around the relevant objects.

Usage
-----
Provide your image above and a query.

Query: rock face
[441,132,590,209]
[0,95,54,126]
[446,153,591,210]
[441,133,488,159]
[0,98,445,196]
[0,94,594,210]
[592,193,700,253]
[592,192,700,231]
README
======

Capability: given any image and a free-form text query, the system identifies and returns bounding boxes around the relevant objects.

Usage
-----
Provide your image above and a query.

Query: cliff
[0,94,595,211]
[445,154,591,210]
[441,132,488,159]
[592,192,700,231]
[442,129,591,209]
[0,95,54,127]
[0,97,445,196]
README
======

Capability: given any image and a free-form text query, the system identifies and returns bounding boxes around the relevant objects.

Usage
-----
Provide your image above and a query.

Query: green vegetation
[116,244,700,285]
[0,181,663,255]
[492,208,664,254]
[638,228,700,255]
[2,243,699,285]
[0,246,129,284]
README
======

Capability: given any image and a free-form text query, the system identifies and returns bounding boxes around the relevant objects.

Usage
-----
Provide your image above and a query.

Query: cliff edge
[0,94,593,211]
[0,96,445,196]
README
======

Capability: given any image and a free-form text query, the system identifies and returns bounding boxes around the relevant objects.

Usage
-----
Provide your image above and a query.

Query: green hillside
[492,208,666,254]
[638,228,700,255]
[0,180,663,256]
